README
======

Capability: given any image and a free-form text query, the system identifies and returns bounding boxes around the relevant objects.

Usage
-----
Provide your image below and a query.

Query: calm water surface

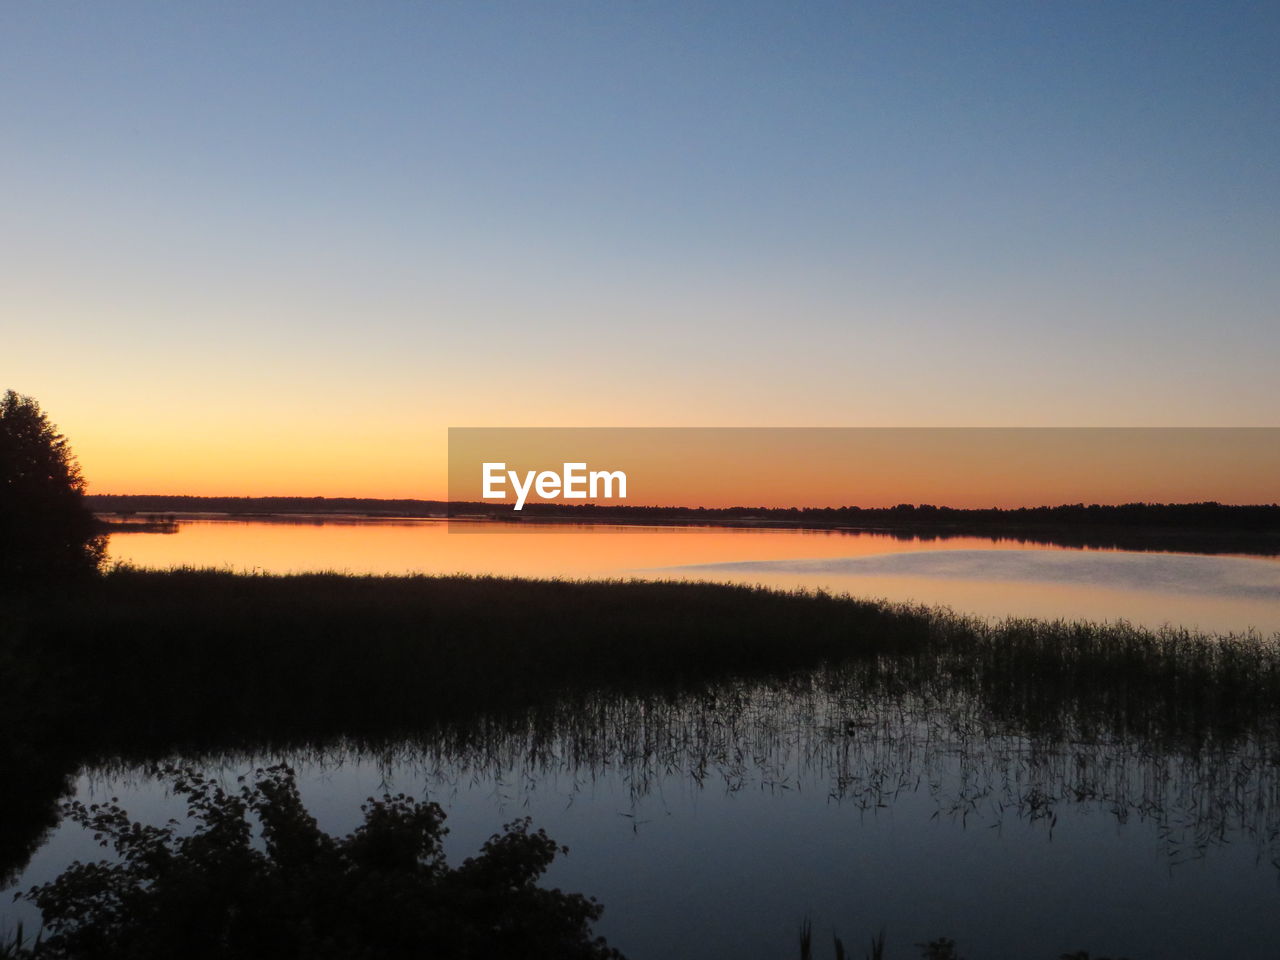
[8,518,1277,958]
[104,517,1280,634]
[10,676,1280,959]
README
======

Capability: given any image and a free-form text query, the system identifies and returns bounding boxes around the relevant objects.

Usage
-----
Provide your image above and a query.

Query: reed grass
[4,567,1278,775]
[2,569,1269,957]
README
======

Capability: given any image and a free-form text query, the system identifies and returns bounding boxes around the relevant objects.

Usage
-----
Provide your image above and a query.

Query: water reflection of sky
[12,522,1277,957]
[107,520,1280,635]
[659,549,1280,635]
[9,678,1280,960]
[674,549,1280,598]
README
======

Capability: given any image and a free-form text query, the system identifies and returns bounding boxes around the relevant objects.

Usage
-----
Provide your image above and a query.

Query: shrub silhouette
[0,391,103,580]
[19,765,623,960]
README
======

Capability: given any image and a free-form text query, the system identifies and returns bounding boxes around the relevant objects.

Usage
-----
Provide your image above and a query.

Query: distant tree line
[85,494,1280,532]
[87,495,451,517]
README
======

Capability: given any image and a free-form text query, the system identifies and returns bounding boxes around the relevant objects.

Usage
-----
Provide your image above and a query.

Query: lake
[10,666,1280,959]
[103,516,1280,635]
[4,517,1279,958]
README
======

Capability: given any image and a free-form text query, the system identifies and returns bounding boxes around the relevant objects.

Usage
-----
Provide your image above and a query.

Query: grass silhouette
[3,569,1277,958]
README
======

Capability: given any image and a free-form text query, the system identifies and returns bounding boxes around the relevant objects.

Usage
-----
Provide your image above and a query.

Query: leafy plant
[18,765,622,960]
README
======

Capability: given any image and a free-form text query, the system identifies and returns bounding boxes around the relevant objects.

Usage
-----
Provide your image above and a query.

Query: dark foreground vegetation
[9,765,618,960]
[11,569,1278,760]
[4,571,1279,958]
[798,927,1130,960]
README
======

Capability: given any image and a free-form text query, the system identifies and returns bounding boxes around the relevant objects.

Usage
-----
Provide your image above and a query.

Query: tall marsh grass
[3,569,1279,884]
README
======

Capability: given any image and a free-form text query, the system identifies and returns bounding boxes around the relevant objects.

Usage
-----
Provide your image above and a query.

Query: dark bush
[19,765,623,960]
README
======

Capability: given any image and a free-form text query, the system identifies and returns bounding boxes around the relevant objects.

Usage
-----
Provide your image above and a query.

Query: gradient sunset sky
[4,2,1278,499]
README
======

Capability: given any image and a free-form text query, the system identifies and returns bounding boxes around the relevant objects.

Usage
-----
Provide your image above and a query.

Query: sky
[3,1,1278,498]
[446,428,1280,507]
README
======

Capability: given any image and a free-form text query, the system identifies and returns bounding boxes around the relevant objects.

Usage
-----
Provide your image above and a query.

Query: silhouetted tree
[18,765,624,960]
[0,390,103,580]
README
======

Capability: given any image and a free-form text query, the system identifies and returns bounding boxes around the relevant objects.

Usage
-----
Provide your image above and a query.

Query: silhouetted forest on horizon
[87,494,1280,532]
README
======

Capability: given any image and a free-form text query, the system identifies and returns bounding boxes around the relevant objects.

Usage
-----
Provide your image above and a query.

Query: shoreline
[92,508,1280,558]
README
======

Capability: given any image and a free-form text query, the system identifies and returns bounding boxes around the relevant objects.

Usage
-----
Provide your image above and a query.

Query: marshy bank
[6,568,1278,749]
[3,571,1280,957]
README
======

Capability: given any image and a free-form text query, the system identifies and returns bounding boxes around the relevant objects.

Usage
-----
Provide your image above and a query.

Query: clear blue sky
[3,1,1277,493]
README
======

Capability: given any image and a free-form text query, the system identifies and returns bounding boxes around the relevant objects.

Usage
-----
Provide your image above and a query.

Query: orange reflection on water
[108,519,1043,578]
[104,519,1280,635]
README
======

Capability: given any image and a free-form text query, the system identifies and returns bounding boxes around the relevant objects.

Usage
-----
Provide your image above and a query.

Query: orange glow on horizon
[446,429,1280,509]
[61,421,1280,509]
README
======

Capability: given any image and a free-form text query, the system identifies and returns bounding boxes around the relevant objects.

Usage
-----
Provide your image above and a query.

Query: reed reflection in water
[17,658,1280,960]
